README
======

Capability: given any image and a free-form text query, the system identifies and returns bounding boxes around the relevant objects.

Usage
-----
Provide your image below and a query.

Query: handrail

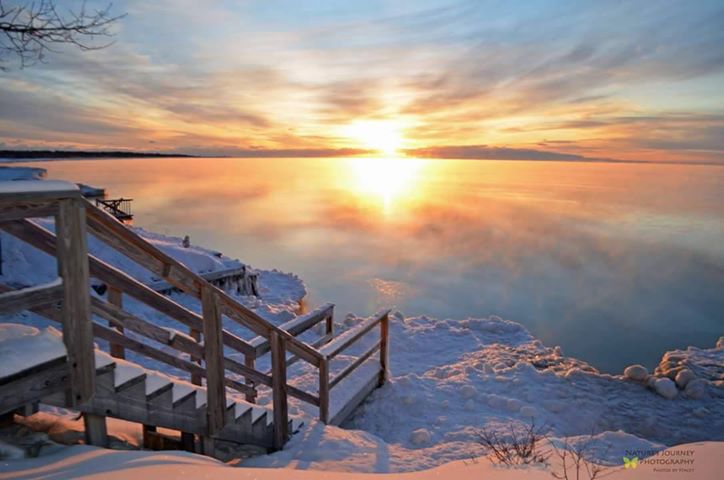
[0,189,391,447]
[249,302,334,356]
[0,219,256,357]
[84,202,324,366]
[320,309,390,359]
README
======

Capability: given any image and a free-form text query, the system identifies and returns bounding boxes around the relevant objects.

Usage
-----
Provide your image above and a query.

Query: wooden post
[379,312,389,386]
[200,285,226,454]
[270,331,289,449]
[84,414,108,447]
[244,354,257,403]
[325,309,333,339]
[56,197,95,406]
[318,357,329,424]
[107,286,125,359]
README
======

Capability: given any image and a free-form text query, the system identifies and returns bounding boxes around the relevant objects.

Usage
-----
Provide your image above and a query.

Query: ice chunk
[675,369,696,388]
[624,364,648,381]
[410,428,431,446]
[654,378,678,399]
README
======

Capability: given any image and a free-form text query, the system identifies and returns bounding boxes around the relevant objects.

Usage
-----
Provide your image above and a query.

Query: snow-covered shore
[1,441,722,479]
[0,167,722,477]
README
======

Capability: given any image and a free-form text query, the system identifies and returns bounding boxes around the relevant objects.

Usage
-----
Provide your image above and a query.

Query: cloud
[403,145,600,162]
[0,0,723,161]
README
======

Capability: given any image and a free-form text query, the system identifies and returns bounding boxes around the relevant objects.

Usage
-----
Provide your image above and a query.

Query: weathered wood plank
[107,286,125,359]
[0,199,58,222]
[56,197,95,406]
[244,355,256,403]
[201,286,226,440]
[0,280,63,314]
[318,357,330,424]
[379,312,389,386]
[90,298,205,360]
[0,357,68,415]
[270,331,289,449]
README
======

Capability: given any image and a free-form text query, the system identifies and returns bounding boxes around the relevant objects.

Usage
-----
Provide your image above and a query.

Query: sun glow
[342,120,404,156]
[344,157,427,213]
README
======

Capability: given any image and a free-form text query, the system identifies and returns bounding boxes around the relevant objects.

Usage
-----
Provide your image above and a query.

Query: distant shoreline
[0,150,196,160]
[0,149,720,167]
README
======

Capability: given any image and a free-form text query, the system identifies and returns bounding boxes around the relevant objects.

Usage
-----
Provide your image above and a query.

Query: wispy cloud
[0,0,723,162]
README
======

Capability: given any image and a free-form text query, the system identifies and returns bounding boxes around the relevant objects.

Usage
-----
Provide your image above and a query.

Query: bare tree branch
[0,0,124,70]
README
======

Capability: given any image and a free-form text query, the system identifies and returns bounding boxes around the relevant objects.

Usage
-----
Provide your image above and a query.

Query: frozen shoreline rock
[654,378,678,399]
[410,428,431,446]
[675,369,696,389]
[624,364,648,381]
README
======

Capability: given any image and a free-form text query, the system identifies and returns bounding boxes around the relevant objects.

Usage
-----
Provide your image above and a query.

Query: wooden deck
[0,182,390,458]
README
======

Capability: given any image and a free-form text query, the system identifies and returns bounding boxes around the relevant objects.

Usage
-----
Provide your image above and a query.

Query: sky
[1,0,723,162]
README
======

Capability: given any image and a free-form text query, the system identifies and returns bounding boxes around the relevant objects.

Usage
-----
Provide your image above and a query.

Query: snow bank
[1,441,722,479]
[242,313,723,472]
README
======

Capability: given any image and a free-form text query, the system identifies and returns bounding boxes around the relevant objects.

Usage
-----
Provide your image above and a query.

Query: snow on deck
[0,180,78,195]
[0,325,66,379]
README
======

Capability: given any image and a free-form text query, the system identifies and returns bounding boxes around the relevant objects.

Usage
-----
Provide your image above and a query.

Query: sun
[342,120,404,156]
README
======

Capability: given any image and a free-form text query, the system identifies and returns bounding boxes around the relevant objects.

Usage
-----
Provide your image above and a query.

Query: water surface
[10,157,724,373]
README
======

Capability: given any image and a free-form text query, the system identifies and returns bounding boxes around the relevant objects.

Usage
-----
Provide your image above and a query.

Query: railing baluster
[200,285,226,455]
[107,286,124,359]
[56,197,95,406]
[57,197,107,447]
[244,354,257,403]
[379,312,389,386]
[319,356,330,424]
[270,331,289,449]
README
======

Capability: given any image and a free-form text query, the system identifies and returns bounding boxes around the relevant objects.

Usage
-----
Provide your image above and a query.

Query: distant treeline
[0,150,194,159]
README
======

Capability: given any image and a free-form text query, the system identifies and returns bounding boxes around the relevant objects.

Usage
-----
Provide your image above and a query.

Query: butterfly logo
[623,456,639,469]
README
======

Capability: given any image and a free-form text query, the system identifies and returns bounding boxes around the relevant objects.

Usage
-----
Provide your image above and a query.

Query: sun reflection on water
[343,157,429,213]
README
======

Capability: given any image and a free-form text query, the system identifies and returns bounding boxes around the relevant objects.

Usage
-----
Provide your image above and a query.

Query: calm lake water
[9,157,724,373]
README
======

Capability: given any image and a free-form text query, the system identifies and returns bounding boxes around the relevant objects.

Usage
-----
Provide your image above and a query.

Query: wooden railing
[0,182,390,451]
[95,198,132,222]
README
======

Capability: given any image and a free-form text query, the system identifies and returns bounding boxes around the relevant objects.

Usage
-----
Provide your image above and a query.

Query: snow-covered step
[328,357,381,426]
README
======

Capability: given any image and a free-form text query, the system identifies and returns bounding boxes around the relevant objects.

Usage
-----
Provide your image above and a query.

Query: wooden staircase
[0,181,390,458]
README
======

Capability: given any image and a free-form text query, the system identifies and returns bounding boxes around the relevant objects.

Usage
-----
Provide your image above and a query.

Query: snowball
[343,314,358,326]
[459,385,477,399]
[674,369,696,389]
[624,364,649,381]
[654,378,678,399]
[685,379,709,400]
[410,428,431,446]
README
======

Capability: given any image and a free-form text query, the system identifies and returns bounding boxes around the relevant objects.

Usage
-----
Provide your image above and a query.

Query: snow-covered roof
[0,180,79,195]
